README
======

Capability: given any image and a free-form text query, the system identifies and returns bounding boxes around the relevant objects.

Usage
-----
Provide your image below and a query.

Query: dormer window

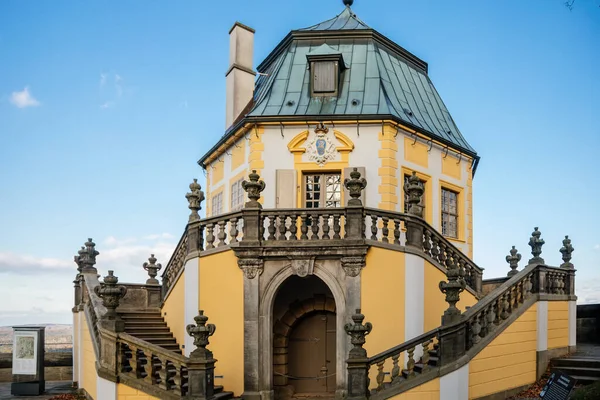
[311,60,339,96]
[306,43,348,98]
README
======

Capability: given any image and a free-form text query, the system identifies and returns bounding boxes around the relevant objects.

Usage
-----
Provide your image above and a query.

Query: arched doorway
[272,275,336,398]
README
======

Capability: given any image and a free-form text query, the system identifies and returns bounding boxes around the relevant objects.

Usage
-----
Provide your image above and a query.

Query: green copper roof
[299,6,371,31]
[248,35,475,154]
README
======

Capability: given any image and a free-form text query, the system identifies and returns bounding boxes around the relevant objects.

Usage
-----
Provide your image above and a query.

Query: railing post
[344,309,372,400]
[186,310,217,400]
[94,270,128,332]
[241,170,265,244]
[80,238,99,274]
[404,172,424,249]
[344,168,367,240]
[560,236,576,296]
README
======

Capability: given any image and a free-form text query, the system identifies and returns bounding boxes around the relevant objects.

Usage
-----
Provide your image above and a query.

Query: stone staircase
[552,345,600,385]
[120,310,181,353]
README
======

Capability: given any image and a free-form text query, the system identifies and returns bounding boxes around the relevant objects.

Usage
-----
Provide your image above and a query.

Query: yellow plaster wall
[469,303,537,399]
[117,384,160,400]
[548,301,569,349]
[211,161,224,186]
[230,139,246,171]
[362,247,405,354]
[378,126,399,210]
[423,261,478,332]
[466,164,474,259]
[161,270,185,351]
[441,153,462,180]
[80,312,97,400]
[199,250,244,396]
[249,126,265,173]
[404,137,429,168]
[389,377,440,400]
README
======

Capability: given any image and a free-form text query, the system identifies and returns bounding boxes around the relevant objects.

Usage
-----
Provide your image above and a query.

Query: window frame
[440,185,460,239]
[303,171,342,209]
[211,191,224,217]
[230,178,244,212]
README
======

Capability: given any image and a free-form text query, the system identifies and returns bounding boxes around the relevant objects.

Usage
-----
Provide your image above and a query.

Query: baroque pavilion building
[70,2,578,400]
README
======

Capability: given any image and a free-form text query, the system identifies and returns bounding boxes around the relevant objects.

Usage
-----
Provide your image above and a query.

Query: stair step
[125,322,168,327]
[554,358,600,369]
[214,391,234,400]
[128,332,174,338]
[566,375,600,385]
[552,366,600,377]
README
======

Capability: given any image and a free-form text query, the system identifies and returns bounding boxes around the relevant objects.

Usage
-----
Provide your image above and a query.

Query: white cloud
[10,86,40,108]
[577,278,600,304]
[594,244,600,250]
[0,252,71,275]
[100,101,114,109]
[99,73,107,86]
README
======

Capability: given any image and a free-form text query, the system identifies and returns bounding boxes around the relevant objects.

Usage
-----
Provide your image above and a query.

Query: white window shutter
[276,170,297,208]
[343,167,366,206]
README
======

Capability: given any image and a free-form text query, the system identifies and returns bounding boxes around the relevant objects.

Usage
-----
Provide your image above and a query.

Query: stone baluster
[186,310,217,400]
[289,213,298,240]
[421,340,431,371]
[404,172,425,249]
[375,361,385,391]
[278,215,287,240]
[186,179,205,223]
[506,246,521,277]
[393,219,401,245]
[94,270,128,332]
[229,216,239,243]
[311,214,320,240]
[391,353,400,383]
[333,214,341,240]
[267,216,276,240]
[143,254,162,285]
[344,309,373,400]
[528,227,545,264]
[205,224,215,250]
[322,213,331,240]
[382,216,390,243]
[300,213,309,240]
[405,347,416,378]
[370,214,378,240]
[344,168,367,240]
[217,220,227,247]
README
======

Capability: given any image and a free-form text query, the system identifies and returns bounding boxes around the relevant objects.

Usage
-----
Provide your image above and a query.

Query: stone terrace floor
[0,381,76,400]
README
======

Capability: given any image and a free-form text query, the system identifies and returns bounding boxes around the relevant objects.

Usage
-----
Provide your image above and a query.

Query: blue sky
[0,0,598,326]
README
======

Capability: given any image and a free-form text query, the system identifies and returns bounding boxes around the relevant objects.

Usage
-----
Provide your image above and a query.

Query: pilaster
[184,257,200,356]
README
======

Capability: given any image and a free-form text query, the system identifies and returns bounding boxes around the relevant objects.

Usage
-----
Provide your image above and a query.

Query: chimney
[225,22,256,129]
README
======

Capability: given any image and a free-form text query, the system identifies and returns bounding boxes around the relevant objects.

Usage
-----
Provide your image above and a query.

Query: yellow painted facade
[117,384,161,400]
[404,137,429,168]
[362,247,405,355]
[162,270,185,351]
[389,377,440,400]
[211,160,224,186]
[466,164,474,259]
[548,301,569,349]
[423,260,477,332]
[80,312,97,400]
[468,303,538,399]
[230,138,246,171]
[198,250,244,396]
[249,126,265,173]
[378,126,399,210]
[441,153,462,180]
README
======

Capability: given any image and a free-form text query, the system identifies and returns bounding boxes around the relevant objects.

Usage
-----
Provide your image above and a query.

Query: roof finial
[343,0,354,7]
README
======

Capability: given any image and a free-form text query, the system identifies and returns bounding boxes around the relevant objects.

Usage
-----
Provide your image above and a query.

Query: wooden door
[288,312,336,394]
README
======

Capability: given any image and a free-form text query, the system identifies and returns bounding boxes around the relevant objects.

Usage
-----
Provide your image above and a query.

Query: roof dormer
[306,44,348,98]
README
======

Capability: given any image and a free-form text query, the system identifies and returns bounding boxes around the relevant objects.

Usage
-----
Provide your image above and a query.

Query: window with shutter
[304,172,341,208]
[311,61,338,97]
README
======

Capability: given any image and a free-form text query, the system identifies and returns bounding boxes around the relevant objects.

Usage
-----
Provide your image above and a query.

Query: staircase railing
[346,260,575,399]
[117,332,189,400]
[161,206,483,296]
[367,328,440,396]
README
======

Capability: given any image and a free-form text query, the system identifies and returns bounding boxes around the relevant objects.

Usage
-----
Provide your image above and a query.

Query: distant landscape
[0,324,72,354]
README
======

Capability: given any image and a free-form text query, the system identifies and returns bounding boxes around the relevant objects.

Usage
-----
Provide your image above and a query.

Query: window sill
[445,236,466,244]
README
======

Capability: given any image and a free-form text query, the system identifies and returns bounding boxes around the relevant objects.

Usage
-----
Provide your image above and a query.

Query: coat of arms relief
[306,123,337,166]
